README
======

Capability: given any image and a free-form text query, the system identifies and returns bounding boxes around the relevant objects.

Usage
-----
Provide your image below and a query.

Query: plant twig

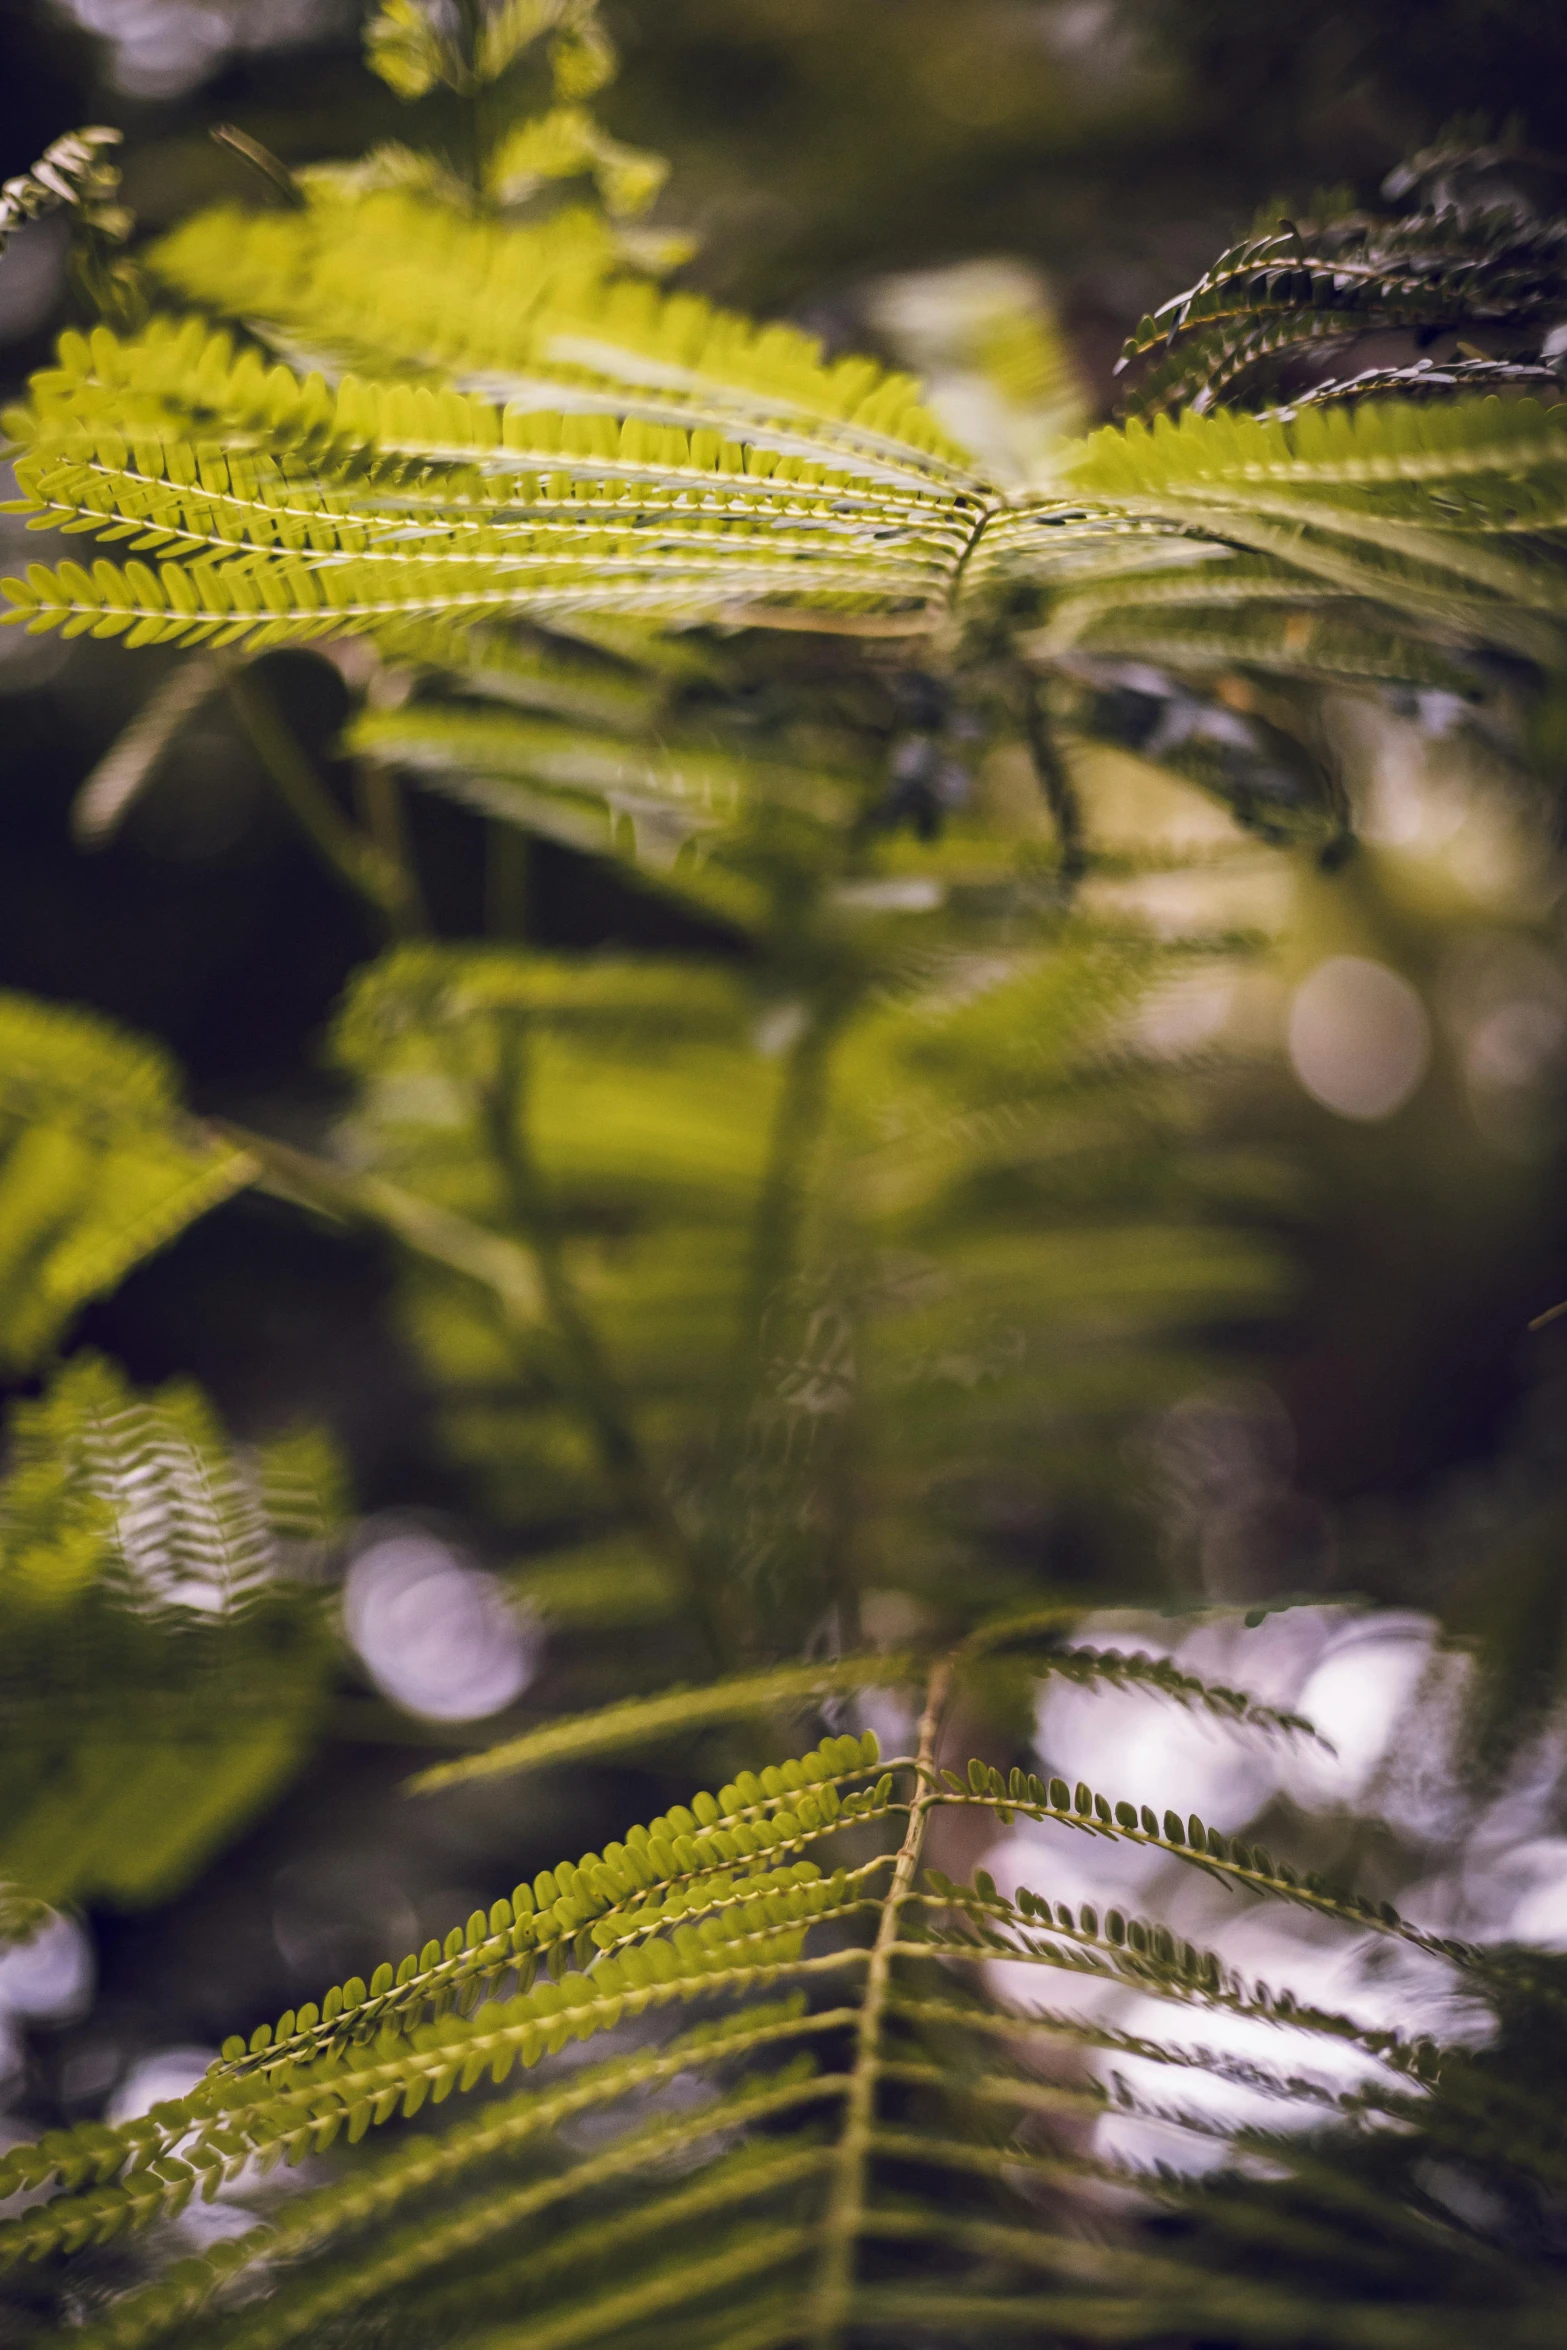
[1017,669,1086,890]
[213,1123,546,1326]
[353,756,428,936]
[478,1019,723,1664]
[809,1654,953,2350]
[221,660,414,931]
[210,125,305,210]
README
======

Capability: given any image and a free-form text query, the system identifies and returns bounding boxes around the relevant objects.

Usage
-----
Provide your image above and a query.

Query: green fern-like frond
[406,1638,1318,1794]
[1066,396,1567,624]
[7,283,1562,832]
[5,160,1564,858]
[145,189,976,473]
[0,1355,340,1908]
[0,309,978,642]
[2,1664,1532,2350]
[310,926,1277,1653]
[363,0,468,97]
[486,105,669,218]
[1118,140,1567,421]
[365,0,618,101]
[0,125,128,259]
[345,701,837,864]
[0,991,256,1371]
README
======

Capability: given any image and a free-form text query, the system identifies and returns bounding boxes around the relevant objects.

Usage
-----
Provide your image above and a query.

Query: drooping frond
[1065,394,1567,654]
[1118,139,1567,421]
[0,1356,340,1908]
[0,126,127,261]
[406,1665,920,1790]
[0,991,257,1371]
[405,1634,1315,1793]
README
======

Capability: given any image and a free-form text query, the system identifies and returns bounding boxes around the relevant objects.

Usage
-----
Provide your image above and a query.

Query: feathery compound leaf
[0,1675,1510,2348]
[145,194,977,477]
[0,1356,340,1907]
[965,1621,1326,1747]
[0,322,982,640]
[0,992,256,1370]
[365,0,618,100]
[1064,395,1567,660]
[343,694,847,900]
[0,125,127,258]
[1118,146,1567,421]
[486,106,669,219]
[5,94,1567,2350]
[929,1758,1481,1977]
[0,199,990,641]
[407,1668,908,1790]
[363,0,467,99]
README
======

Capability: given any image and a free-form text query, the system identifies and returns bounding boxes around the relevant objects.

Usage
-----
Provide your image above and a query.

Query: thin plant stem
[478,1019,726,1665]
[209,125,304,209]
[353,757,428,937]
[454,0,493,190]
[808,1655,953,2350]
[221,660,411,930]
[696,991,853,1652]
[742,999,845,1361]
[1017,668,1086,890]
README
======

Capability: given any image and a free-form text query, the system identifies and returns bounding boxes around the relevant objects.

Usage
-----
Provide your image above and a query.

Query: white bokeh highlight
[344,1533,539,1721]
[975,1600,1564,2174]
[105,2044,216,2127]
[47,0,350,99]
[1288,956,1431,1120]
[106,2046,304,2242]
[0,1912,93,2026]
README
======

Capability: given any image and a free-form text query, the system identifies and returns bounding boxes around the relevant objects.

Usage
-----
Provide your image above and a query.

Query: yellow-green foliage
[2,53,1566,2350]
[328,927,1276,1629]
[0,125,126,262]
[0,1701,1511,2350]
[0,1356,341,1908]
[6,188,1565,688]
[0,991,255,1372]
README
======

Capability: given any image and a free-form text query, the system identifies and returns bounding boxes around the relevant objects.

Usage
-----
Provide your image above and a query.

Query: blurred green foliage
[0,3,1564,2344]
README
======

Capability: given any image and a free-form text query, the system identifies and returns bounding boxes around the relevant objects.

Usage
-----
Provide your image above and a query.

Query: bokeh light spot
[1288,955,1431,1120]
[344,1533,539,1722]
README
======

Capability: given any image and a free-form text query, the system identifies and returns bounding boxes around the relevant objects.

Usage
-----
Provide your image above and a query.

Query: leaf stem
[1017,668,1085,890]
[742,994,845,1367]
[454,0,492,189]
[479,1019,725,1665]
[221,659,415,931]
[808,1653,953,2350]
[353,756,428,936]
